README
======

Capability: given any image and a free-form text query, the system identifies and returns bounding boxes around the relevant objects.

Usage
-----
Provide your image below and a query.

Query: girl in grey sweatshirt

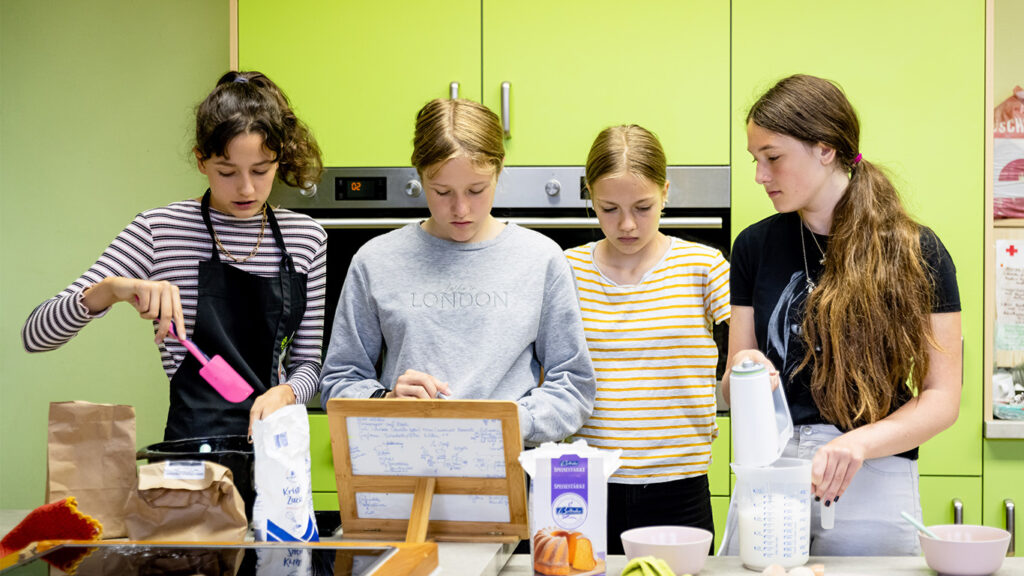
[319,98,595,444]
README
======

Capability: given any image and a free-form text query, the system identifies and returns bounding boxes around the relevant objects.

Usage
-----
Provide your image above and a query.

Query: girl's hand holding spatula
[81,277,185,343]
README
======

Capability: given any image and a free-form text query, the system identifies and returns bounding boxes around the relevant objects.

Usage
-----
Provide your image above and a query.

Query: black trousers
[607,474,715,555]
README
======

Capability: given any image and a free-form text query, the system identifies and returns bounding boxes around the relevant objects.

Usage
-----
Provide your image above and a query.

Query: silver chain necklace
[799,219,826,294]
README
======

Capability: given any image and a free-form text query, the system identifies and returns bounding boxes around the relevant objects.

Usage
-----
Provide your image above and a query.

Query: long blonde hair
[411,98,504,178]
[748,75,935,429]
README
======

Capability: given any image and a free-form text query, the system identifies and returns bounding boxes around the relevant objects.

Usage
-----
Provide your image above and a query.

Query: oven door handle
[312,216,723,230]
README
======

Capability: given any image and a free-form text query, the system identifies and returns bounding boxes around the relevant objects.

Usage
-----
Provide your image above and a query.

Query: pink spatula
[168,323,254,403]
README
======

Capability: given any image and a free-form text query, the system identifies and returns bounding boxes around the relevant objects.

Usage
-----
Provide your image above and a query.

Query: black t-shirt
[731,211,961,459]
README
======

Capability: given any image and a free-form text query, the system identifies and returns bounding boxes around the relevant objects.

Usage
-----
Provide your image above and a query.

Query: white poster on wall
[996,239,1024,350]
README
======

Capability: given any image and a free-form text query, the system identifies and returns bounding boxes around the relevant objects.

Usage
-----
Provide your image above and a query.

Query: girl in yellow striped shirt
[565,125,730,554]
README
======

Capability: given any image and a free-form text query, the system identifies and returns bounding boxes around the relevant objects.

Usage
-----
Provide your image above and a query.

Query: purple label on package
[550,454,588,530]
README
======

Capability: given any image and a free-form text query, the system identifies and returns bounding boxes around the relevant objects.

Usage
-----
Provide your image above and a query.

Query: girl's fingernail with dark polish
[834,496,840,503]
[825,500,831,507]
[815,496,821,502]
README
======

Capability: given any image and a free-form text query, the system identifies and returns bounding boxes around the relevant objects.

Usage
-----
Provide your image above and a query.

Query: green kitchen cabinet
[310,413,335,492]
[919,476,982,527]
[313,491,340,512]
[983,439,1022,547]
[481,0,729,165]
[711,495,729,552]
[310,413,338,511]
[238,0,482,167]
[731,0,984,477]
[240,1,729,168]
[709,415,730,497]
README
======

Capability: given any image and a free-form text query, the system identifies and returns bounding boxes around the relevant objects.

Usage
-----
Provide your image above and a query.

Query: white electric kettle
[729,359,793,467]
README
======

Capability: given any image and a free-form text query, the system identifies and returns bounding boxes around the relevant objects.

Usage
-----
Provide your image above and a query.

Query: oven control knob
[545,179,561,197]
[299,182,317,198]
[405,179,423,198]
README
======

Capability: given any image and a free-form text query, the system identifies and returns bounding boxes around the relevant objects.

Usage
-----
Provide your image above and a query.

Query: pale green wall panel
[994,0,1024,101]
[732,0,985,476]
[239,0,482,168]
[0,1,228,509]
[483,0,729,166]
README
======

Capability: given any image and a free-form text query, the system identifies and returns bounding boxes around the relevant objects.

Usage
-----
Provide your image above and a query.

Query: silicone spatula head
[200,355,254,403]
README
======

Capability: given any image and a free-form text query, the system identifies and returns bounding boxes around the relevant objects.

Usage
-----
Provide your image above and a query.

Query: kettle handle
[771,381,794,462]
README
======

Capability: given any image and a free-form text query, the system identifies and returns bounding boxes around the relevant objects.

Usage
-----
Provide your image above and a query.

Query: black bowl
[137,435,255,520]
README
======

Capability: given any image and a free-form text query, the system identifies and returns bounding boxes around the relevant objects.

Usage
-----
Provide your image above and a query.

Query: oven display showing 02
[336,176,387,201]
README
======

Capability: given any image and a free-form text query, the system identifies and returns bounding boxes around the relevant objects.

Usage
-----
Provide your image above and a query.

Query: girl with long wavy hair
[721,74,962,555]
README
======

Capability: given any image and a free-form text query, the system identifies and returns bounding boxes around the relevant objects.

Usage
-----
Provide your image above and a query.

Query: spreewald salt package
[519,440,621,576]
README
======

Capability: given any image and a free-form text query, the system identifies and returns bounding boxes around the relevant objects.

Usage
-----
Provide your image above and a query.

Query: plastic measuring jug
[729,359,793,467]
[731,458,815,570]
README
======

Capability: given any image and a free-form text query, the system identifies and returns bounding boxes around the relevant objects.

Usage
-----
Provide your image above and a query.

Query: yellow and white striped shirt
[565,237,730,484]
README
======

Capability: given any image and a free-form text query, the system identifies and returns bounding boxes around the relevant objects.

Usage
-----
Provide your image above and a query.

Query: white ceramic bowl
[620,525,713,575]
[919,524,1011,576]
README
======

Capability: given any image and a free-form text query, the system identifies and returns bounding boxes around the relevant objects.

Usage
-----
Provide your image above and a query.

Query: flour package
[252,404,319,542]
[519,440,621,576]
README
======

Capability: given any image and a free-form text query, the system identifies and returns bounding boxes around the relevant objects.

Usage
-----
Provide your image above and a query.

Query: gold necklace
[214,205,266,263]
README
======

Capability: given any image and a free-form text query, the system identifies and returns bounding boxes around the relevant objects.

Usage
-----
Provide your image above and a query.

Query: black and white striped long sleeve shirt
[21,199,328,403]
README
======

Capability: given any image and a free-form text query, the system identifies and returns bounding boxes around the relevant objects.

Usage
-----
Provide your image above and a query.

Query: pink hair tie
[852,153,863,165]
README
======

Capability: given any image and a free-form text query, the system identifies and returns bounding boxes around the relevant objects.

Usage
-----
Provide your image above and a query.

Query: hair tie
[233,76,249,84]
[852,153,862,165]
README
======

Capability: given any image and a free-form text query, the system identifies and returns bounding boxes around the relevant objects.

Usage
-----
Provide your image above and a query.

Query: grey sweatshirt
[319,222,596,444]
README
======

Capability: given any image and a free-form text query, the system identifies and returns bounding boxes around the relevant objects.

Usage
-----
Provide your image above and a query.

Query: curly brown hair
[194,71,323,190]
[748,74,936,430]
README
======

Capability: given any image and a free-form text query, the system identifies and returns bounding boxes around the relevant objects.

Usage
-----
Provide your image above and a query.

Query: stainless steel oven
[269,166,731,375]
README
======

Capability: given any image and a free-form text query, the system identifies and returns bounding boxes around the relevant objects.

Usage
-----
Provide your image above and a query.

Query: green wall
[994,0,1024,101]
[0,1,227,509]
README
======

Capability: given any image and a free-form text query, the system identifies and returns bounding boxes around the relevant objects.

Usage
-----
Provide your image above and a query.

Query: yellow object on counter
[620,556,682,576]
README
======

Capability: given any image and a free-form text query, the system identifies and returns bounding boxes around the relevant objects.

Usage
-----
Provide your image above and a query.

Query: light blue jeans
[720,423,922,556]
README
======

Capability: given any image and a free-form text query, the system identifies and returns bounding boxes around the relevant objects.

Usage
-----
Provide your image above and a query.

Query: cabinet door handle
[1007,499,1016,557]
[450,82,459,99]
[953,498,963,524]
[501,81,511,139]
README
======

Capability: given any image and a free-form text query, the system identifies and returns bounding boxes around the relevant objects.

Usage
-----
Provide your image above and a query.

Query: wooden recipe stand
[325,398,529,543]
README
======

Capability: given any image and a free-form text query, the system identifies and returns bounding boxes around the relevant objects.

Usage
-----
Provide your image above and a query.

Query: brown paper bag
[124,460,248,541]
[46,401,137,539]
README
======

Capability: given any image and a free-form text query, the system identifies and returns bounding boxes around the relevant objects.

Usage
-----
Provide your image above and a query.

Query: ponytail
[798,158,935,429]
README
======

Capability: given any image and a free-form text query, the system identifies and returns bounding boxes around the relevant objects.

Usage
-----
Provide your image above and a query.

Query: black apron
[164,191,307,441]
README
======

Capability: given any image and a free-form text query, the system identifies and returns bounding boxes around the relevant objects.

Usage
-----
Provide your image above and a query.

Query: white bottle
[729,359,793,467]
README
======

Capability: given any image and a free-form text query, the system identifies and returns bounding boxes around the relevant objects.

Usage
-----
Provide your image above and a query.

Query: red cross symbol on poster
[1008,245,1019,257]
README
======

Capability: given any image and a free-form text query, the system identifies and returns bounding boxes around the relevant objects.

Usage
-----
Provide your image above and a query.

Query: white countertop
[498,553,1024,575]
[5,511,1023,575]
